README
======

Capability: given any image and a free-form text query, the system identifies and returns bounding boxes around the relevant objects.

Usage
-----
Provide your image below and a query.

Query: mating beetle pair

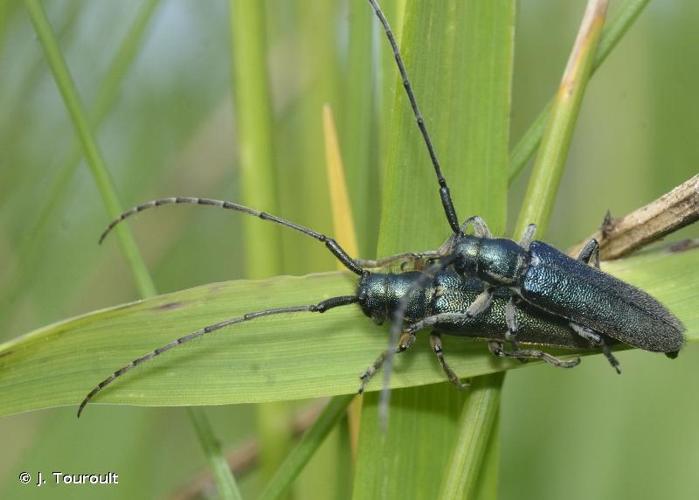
[455,218,683,353]
[77,0,685,417]
[441,215,684,360]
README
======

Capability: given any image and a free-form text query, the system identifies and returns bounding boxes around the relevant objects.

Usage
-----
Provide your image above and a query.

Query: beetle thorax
[356,272,430,325]
[454,236,529,286]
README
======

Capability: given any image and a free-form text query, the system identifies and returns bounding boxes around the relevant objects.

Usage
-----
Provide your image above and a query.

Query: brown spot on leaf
[155,302,185,311]
[668,239,699,254]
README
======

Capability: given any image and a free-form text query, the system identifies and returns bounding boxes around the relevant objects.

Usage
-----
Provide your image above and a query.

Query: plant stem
[229,0,291,487]
[23,0,156,298]
[189,408,244,500]
[258,395,354,500]
[509,0,651,184]
[323,104,362,460]
[515,0,609,238]
[1,0,161,325]
[438,373,505,500]
[24,2,241,497]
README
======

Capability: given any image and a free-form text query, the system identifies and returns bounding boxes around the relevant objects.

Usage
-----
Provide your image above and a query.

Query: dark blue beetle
[364,0,686,363]
[77,0,687,419]
[442,216,685,363]
[79,217,610,417]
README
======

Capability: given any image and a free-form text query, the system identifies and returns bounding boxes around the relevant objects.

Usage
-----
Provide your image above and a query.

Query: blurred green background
[1,0,697,498]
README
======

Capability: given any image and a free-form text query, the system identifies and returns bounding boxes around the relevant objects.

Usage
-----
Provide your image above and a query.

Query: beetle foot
[488,341,579,368]
[601,343,622,374]
[430,332,466,389]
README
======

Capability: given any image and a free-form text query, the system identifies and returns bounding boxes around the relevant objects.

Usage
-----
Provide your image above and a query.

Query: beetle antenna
[99,197,365,276]
[77,295,358,418]
[367,0,461,235]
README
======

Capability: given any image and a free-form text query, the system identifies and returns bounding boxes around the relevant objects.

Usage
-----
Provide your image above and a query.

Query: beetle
[78,198,612,417]
[356,268,621,393]
[436,216,685,356]
[366,0,686,357]
[78,0,682,416]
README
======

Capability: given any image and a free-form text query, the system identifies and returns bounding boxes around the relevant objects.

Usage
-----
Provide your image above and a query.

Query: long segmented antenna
[77,295,358,418]
[367,0,461,235]
[100,197,364,276]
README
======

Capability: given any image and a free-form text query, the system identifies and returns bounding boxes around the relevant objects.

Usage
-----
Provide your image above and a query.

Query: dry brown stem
[569,174,699,259]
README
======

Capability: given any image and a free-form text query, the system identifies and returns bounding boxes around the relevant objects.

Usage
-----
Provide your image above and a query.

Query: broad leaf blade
[0,247,696,418]
[354,1,514,499]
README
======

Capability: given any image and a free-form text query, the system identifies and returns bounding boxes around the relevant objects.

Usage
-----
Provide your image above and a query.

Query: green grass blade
[31,0,161,229]
[484,8,610,496]
[491,8,608,495]
[341,1,378,257]
[229,0,289,485]
[354,1,514,498]
[0,0,161,322]
[229,0,281,278]
[515,0,608,237]
[0,0,81,147]
[509,0,649,184]
[377,3,512,249]
[472,415,500,499]
[353,384,470,498]
[189,407,244,500]
[437,373,504,500]
[23,2,240,496]
[258,395,354,500]
[0,247,696,417]
[22,0,156,298]
[272,1,338,275]
[323,104,363,458]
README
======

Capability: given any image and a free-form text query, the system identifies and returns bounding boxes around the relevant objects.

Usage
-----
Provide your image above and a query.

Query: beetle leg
[600,210,615,239]
[355,250,442,270]
[397,331,417,351]
[466,287,494,318]
[437,234,457,256]
[576,238,601,269]
[600,341,622,374]
[569,323,621,373]
[487,341,580,368]
[518,223,537,251]
[460,216,493,238]
[504,297,520,349]
[358,331,417,393]
[430,332,467,389]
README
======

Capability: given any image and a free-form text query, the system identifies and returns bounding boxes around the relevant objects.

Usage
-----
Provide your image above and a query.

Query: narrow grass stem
[509,0,650,184]
[24,2,240,497]
[0,0,161,322]
[228,0,289,486]
[323,104,363,460]
[23,0,156,298]
[438,373,505,500]
[515,0,609,238]
[258,395,354,500]
[188,407,244,500]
